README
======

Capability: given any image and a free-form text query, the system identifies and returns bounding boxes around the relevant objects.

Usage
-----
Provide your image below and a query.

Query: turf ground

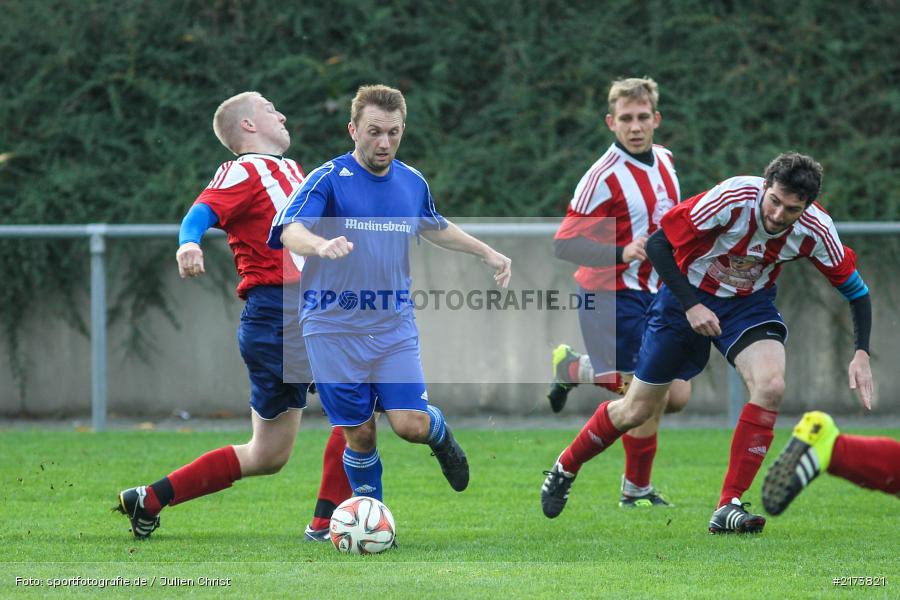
[1,426,897,598]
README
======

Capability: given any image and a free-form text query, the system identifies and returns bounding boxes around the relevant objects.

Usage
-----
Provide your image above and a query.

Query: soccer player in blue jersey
[269,84,511,503]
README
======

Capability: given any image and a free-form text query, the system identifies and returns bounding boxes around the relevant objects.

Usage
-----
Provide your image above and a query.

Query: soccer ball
[329,497,396,554]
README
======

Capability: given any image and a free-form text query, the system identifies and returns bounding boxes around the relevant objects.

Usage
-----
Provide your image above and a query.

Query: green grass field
[1,426,897,598]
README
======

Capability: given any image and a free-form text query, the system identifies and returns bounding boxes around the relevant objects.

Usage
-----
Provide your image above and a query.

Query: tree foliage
[1,0,898,391]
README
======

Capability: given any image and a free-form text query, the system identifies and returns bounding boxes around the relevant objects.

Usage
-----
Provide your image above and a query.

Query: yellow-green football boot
[762,411,840,516]
[547,344,581,413]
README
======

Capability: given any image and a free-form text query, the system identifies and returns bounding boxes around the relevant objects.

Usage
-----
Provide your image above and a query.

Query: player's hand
[482,249,512,288]
[317,236,354,259]
[685,303,721,337]
[176,242,205,278]
[622,236,648,263]
[848,350,873,410]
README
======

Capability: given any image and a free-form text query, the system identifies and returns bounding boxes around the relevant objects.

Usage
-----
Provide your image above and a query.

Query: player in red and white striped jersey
[543,78,690,515]
[114,92,350,541]
[194,146,306,298]
[546,152,874,534]
[558,141,679,293]
[661,175,857,297]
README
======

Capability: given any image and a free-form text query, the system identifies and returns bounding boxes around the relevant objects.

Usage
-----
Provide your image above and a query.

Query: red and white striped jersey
[555,143,681,292]
[195,153,306,299]
[661,175,857,297]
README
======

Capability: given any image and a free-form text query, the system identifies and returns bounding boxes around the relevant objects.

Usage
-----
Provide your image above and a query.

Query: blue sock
[342,447,383,501]
[426,404,447,447]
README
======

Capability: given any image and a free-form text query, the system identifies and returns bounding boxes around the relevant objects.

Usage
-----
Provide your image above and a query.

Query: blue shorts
[578,288,654,374]
[635,285,787,385]
[304,331,428,427]
[237,284,310,420]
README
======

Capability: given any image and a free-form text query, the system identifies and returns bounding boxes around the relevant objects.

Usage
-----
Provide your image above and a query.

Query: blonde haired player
[115,92,351,541]
[270,84,511,508]
[545,78,690,513]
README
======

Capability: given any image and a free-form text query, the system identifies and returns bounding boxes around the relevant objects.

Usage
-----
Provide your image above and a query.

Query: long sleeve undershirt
[178,203,218,246]
[645,228,872,352]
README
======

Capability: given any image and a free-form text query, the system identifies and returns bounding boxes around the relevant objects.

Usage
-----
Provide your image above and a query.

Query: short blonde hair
[350,84,407,126]
[213,91,260,154]
[607,78,659,115]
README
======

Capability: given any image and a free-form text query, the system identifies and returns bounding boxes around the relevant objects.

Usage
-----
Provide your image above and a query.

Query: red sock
[168,446,242,506]
[594,373,624,395]
[142,486,162,515]
[622,433,658,489]
[559,401,624,474]
[827,434,900,494]
[566,360,621,391]
[566,361,580,383]
[718,403,777,507]
[310,428,352,530]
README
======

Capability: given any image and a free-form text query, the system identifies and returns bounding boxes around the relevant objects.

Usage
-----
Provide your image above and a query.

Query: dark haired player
[541,152,873,533]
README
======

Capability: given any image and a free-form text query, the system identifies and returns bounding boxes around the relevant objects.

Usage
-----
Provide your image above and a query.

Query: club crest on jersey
[707,254,765,291]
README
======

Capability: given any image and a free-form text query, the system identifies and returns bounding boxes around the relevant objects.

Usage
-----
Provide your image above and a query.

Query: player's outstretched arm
[280,222,354,259]
[420,222,512,288]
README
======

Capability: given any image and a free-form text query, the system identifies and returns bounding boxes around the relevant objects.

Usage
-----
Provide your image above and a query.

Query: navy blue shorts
[237,284,311,420]
[578,288,654,375]
[634,285,787,384]
[304,331,427,427]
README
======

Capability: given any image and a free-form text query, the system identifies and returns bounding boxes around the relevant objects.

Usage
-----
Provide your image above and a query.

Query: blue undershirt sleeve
[836,270,869,301]
[178,203,219,246]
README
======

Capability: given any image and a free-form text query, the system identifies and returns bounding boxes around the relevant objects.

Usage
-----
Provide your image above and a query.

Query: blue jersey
[269,152,447,336]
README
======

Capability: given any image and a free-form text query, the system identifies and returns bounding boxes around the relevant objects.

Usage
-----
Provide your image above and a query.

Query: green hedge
[1,0,898,394]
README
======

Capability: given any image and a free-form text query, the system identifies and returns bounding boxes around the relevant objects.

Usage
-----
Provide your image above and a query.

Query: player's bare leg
[709,340,783,534]
[619,378,690,507]
[665,379,691,414]
[620,374,662,500]
[116,408,302,539]
[542,379,669,518]
[620,375,681,507]
[343,417,377,452]
[384,409,430,443]
[607,378,671,432]
[734,340,786,412]
[233,408,303,476]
